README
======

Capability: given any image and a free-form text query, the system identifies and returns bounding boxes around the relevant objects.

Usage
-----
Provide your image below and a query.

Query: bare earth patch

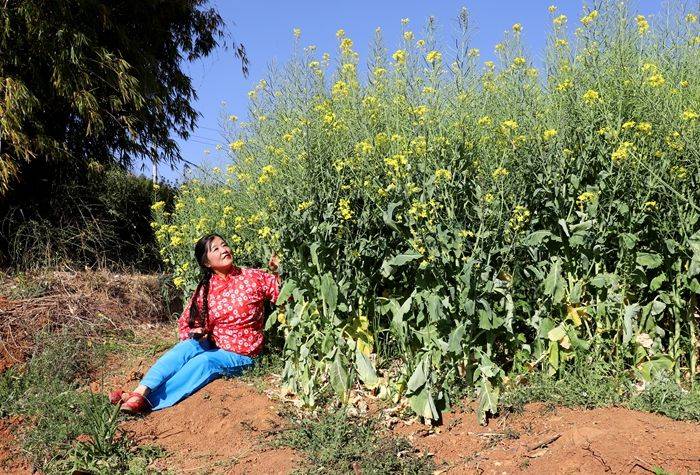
[121,379,299,474]
[107,324,299,474]
[394,402,700,474]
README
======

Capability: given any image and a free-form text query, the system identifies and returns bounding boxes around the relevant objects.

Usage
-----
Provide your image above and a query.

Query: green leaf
[355,348,379,389]
[448,323,466,354]
[382,202,401,232]
[623,303,641,345]
[589,274,607,288]
[649,273,667,291]
[522,230,552,246]
[570,220,595,235]
[407,359,428,393]
[408,387,439,421]
[636,252,663,269]
[329,353,350,403]
[543,258,565,303]
[619,233,638,250]
[320,273,338,315]
[476,379,499,426]
[264,309,278,331]
[547,325,567,342]
[310,242,320,270]
[276,279,297,306]
[380,252,422,277]
[426,293,443,323]
[637,355,674,382]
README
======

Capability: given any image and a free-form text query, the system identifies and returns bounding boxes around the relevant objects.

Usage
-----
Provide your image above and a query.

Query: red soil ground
[395,401,700,474]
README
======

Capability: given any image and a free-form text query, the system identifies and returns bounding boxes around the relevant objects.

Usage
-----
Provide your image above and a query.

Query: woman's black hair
[188,234,222,329]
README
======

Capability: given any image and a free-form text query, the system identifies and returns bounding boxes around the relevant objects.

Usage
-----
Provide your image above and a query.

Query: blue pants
[140,338,254,410]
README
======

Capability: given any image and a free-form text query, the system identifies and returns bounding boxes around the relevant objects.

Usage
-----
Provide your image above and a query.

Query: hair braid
[188,268,213,329]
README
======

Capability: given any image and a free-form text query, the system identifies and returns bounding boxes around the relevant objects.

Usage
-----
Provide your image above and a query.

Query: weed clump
[276,409,435,474]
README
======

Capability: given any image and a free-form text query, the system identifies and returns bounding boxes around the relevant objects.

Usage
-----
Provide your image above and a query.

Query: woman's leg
[146,348,253,410]
[138,338,213,393]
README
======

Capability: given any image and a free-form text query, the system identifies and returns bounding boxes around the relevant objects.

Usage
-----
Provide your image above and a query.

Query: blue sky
[134,0,667,183]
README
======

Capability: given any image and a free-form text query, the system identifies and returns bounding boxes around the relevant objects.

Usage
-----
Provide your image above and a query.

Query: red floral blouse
[177,266,280,357]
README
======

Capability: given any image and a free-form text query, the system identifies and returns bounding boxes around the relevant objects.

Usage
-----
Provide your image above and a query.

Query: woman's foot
[108,389,128,405]
[120,392,151,415]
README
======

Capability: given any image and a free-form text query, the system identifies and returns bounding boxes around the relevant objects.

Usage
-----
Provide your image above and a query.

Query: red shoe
[108,390,126,405]
[120,392,151,415]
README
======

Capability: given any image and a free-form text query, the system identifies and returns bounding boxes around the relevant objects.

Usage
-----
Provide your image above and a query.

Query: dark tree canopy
[0,0,247,193]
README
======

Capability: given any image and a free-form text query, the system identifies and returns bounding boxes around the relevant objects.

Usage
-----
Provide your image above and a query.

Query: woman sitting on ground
[110,233,280,413]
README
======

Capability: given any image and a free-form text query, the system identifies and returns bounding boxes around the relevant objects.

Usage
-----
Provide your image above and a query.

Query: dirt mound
[395,402,700,474]
[0,270,180,369]
[121,378,299,474]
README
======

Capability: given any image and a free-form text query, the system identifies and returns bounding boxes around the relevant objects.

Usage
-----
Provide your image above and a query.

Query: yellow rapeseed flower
[513,57,526,67]
[151,201,165,212]
[553,14,567,26]
[468,48,480,57]
[500,119,518,133]
[196,196,206,205]
[580,10,598,26]
[611,141,634,162]
[556,79,573,91]
[392,49,407,64]
[671,165,688,180]
[582,89,600,104]
[647,73,665,88]
[643,201,658,211]
[508,206,531,230]
[426,50,442,63]
[340,38,353,53]
[229,140,245,151]
[403,31,413,41]
[332,80,349,96]
[297,200,313,212]
[492,167,509,179]
[622,121,637,130]
[293,28,301,38]
[512,23,522,33]
[434,169,452,182]
[682,109,699,121]
[576,191,597,206]
[338,199,353,220]
[548,5,557,13]
[336,29,345,38]
[686,13,698,23]
[543,129,558,141]
[477,116,493,127]
[636,15,649,35]
[636,122,653,134]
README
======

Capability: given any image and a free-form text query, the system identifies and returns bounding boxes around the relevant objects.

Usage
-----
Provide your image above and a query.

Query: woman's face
[205,236,233,275]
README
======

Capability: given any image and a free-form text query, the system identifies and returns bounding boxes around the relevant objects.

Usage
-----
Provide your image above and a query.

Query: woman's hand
[188,328,206,340]
[268,253,280,274]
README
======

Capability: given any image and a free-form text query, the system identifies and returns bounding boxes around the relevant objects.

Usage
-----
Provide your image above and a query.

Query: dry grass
[0,269,181,369]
